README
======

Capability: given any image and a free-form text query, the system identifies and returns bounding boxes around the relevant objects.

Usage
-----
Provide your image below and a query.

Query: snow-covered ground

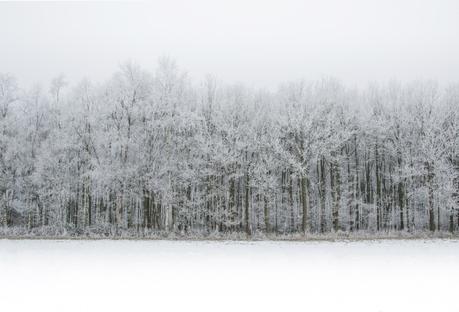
[1,239,458,312]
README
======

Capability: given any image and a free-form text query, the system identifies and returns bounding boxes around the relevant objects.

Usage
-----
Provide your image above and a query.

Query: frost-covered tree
[0,61,458,237]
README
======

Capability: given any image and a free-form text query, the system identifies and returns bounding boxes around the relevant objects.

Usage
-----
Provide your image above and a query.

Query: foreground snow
[1,239,458,312]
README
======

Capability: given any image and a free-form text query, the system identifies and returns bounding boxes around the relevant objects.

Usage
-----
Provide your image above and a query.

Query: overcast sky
[1,0,459,89]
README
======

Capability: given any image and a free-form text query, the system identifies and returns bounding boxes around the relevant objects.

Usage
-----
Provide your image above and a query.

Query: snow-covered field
[1,239,458,312]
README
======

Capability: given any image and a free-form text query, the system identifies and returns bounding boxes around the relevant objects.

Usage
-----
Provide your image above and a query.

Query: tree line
[1,59,458,237]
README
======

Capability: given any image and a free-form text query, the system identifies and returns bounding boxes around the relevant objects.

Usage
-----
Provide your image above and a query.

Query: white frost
[1,239,458,312]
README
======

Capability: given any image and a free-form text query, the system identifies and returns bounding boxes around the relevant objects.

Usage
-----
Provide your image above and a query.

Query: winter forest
[1,59,458,238]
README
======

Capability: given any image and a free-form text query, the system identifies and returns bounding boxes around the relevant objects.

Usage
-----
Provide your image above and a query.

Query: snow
[1,239,458,312]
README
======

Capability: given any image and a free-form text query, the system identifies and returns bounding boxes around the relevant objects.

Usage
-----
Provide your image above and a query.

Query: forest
[0,59,458,238]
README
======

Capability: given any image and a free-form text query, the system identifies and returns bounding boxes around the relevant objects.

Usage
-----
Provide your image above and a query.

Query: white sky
[1,0,459,89]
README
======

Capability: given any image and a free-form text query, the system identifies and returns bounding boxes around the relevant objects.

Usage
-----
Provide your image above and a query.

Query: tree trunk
[264,194,270,233]
[319,157,327,233]
[301,174,310,234]
[427,163,435,232]
[244,172,251,236]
